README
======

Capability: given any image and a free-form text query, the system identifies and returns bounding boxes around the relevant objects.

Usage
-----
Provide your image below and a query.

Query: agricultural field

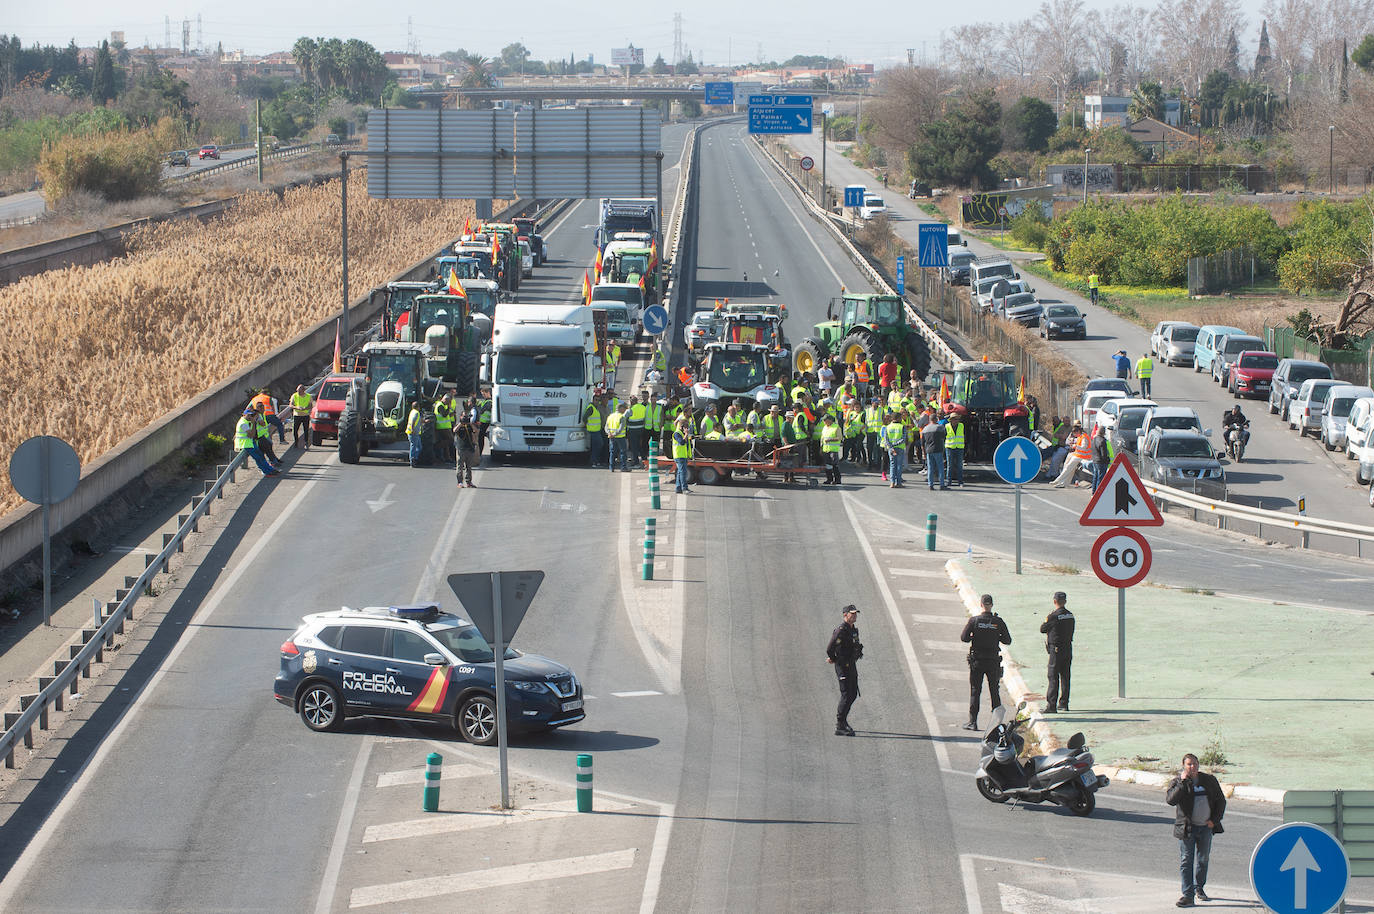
[0,174,481,517]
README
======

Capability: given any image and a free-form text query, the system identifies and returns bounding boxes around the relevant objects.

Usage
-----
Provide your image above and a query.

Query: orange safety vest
[854,361,871,383]
[1072,433,1092,461]
[250,393,276,416]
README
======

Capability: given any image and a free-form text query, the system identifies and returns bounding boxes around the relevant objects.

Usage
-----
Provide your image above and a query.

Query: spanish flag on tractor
[582,270,593,304]
[1017,376,1026,403]
[448,270,467,299]
[594,246,603,275]
[939,375,950,405]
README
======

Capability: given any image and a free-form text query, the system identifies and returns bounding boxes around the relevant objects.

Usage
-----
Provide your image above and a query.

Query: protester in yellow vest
[290,384,313,449]
[944,415,966,487]
[820,415,843,485]
[605,403,629,472]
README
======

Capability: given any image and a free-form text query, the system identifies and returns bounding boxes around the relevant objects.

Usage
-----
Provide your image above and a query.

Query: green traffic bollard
[576,753,594,811]
[642,517,656,580]
[925,513,937,551]
[422,752,442,812]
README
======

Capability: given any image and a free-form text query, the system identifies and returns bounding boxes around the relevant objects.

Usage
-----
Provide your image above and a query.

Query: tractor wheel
[418,411,437,465]
[454,351,479,398]
[904,332,932,381]
[793,337,828,376]
[839,330,885,371]
[337,406,360,464]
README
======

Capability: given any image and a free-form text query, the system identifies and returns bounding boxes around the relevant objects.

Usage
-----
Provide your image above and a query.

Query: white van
[860,194,887,220]
[1344,397,1374,461]
[969,258,1018,291]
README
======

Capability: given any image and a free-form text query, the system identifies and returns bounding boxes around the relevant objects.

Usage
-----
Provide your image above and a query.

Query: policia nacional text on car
[960,594,1011,731]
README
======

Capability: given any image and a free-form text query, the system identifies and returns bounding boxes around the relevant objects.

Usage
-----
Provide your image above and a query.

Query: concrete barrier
[0,198,534,585]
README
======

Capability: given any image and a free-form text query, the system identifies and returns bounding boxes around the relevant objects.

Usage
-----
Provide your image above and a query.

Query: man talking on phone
[1165,752,1226,907]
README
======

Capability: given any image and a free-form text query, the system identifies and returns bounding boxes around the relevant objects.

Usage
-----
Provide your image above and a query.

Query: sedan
[997,292,1043,326]
[1140,429,1227,501]
[198,144,220,160]
[1110,406,1154,461]
[1040,304,1087,340]
[684,310,722,352]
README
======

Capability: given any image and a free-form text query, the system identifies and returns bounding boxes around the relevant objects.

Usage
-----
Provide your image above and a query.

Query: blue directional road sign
[704,82,734,105]
[896,255,906,295]
[641,304,669,336]
[994,436,1042,485]
[843,185,866,207]
[747,94,813,135]
[1251,822,1350,914]
[918,223,950,268]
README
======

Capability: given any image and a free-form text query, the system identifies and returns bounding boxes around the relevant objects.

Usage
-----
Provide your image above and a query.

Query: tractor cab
[716,302,789,366]
[795,293,927,378]
[376,281,432,341]
[939,358,1031,464]
[406,293,487,393]
[691,342,784,410]
[827,293,904,334]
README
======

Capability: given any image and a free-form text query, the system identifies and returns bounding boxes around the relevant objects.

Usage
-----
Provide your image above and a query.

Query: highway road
[0,118,1370,912]
[788,131,1374,552]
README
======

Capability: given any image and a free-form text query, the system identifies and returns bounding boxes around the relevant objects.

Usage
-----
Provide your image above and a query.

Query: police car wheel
[299,683,342,732]
[459,694,499,745]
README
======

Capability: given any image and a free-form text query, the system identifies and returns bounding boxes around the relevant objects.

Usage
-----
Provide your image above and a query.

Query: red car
[1228,350,1279,399]
[309,373,363,445]
[198,144,220,160]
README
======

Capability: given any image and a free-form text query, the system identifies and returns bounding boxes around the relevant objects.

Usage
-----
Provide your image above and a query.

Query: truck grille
[517,405,566,419]
[522,432,556,447]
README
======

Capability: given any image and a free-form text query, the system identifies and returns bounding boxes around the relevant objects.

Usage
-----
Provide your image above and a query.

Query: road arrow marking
[754,489,771,519]
[366,483,396,514]
[1280,836,1320,909]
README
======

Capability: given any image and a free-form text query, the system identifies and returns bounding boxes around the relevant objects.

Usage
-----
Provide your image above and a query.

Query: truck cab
[938,359,1032,465]
[691,342,783,411]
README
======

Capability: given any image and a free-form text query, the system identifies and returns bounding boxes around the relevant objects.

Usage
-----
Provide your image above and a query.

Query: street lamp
[1329,125,1335,195]
[1083,148,1092,205]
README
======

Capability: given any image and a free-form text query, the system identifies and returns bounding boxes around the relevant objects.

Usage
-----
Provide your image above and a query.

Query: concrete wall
[0,198,534,581]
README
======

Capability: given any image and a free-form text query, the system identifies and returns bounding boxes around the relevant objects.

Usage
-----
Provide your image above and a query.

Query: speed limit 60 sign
[1090,527,1152,588]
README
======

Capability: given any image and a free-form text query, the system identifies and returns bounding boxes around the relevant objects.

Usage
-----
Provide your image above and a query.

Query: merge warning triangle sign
[1078,453,1164,526]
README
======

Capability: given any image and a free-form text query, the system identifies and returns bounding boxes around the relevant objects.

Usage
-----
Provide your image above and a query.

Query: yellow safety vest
[584,404,602,432]
[290,392,312,416]
[882,421,906,449]
[1136,357,1153,378]
[1088,273,1099,289]
[864,405,884,432]
[820,423,842,453]
[700,415,718,436]
[434,402,453,429]
[605,411,627,438]
[760,414,781,440]
[946,421,965,449]
[405,408,421,435]
[672,430,691,459]
[235,416,255,451]
[628,402,647,424]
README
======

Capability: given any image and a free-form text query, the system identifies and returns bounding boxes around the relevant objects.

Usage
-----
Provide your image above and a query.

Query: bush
[38,127,162,203]
[1275,198,1370,292]
[1008,207,1050,250]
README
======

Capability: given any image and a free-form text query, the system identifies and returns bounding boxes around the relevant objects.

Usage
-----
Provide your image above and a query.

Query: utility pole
[1083,148,1092,205]
[821,111,828,211]
[255,99,263,183]
[1330,125,1335,194]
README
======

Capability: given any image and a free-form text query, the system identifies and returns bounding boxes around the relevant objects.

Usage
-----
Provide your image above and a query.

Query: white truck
[595,198,659,249]
[484,304,603,456]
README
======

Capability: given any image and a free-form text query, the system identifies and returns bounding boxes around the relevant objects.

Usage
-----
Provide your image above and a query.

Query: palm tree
[458,54,494,109]
[1128,82,1165,122]
[292,36,317,87]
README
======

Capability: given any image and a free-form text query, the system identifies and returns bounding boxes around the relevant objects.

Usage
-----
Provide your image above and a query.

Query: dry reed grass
[0,172,482,516]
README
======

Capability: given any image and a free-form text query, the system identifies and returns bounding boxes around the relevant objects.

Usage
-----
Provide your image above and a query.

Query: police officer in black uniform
[960,594,1011,731]
[1040,591,1075,713]
[826,605,864,736]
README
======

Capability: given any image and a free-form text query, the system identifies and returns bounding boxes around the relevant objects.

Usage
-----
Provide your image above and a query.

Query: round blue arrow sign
[993,436,1042,485]
[1251,822,1350,914]
[641,304,669,336]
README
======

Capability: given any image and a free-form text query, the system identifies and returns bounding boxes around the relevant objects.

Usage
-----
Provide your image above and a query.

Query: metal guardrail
[1144,479,1374,549]
[660,123,700,319]
[0,212,40,230]
[1,450,247,768]
[162,143,326,186]
[750,136,960,370]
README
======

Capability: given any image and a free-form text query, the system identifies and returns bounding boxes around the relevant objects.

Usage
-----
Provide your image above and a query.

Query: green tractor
[399,293,489,397]
[337,342,444,465]
[792,292,931,380]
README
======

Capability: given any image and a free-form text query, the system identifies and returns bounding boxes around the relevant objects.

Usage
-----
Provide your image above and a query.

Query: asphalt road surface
[0,118,1370,913]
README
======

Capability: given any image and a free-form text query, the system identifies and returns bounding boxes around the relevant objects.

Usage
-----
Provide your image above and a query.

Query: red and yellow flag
[637,274,646,291]
[938,375,949,405]
[332,319,342,373]
[594,247,603,275]
[1017,376,1026,403]
[448,269,467,299]
[491,234,500,264]
[582,270,593,304]
[406,666,450,714]
[462,216,471,236]
[649,238,658,270]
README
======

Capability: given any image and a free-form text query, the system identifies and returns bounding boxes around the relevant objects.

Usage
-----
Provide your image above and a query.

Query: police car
[273,604,584,745]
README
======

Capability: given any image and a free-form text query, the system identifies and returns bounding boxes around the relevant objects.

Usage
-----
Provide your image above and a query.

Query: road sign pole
[40,436,51,625]
[821,112,827,209]
[1117,586,1126,699]
[490,571,510,809]
[1015,485,1022,574]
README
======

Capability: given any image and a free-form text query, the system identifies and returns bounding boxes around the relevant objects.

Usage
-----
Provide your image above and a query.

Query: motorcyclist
[1222,405,1250,451]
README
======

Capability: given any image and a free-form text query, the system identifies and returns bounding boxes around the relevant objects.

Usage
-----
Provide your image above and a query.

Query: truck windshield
[494,349,586,386]
[599,305,630,325]
[418,299,461,327]
[952,368,1016,408]
[369,354,420,396]
[592,287,643,307]
[618,255,649,277]
[868,297,901,325]
[709,350,767,390]
[467,288,497,315]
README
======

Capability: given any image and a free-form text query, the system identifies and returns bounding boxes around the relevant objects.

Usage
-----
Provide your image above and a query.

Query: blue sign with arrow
[896,255,905,295]
[993,436,1042,485]
[704,82,734,105]
[918,223,949,268]
[641,304,669,336]
[748,94,813,135]
[843,185,866,208]
[1251,822,1350,914]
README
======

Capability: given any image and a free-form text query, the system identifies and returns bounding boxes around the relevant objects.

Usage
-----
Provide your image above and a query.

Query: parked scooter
[975,703,1109,816]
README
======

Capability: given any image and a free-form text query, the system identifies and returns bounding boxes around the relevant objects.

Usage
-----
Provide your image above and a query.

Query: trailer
[648,439,822,486]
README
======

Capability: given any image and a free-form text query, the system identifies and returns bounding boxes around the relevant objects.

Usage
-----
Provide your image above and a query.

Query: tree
[1224,29,1242,76]
[1355,34,1374,72]
[1198,70,1233,125]
[1253,20,1272,82]
[500,42,530,76]
[91,41,115,106]
[651,54,668,75]
[1006,96,1057,151]
[676,54,699,75]
[1032,0,1086,110]
[119,62,195,128]
[1128,81,1165,121]
[292,37,317,86]
[907,89,1003,189]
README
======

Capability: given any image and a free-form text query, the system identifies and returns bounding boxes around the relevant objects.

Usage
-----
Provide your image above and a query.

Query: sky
[8,0,1274,67]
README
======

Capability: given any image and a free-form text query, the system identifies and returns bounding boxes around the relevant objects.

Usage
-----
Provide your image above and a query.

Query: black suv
[273,604,584,744]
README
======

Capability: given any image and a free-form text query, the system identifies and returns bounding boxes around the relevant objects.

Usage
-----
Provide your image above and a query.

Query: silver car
[1287,378,1343,437]
[1158,324,1199,366]
[1140,429,1227,500]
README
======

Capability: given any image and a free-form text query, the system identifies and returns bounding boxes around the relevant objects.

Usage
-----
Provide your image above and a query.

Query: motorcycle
[1225,421,1249,462]
[975,703,1109,817]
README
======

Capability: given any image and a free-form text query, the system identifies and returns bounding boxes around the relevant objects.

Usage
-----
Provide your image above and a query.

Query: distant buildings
[1085,94,1181,128]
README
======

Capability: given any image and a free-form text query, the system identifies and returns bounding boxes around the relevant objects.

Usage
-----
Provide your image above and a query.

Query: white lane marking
[841,494,949,769]
[349,849,638,908]
[639,800,676,914]
[375,763,488,788]
[362,798,633,843]
[745,140,848,289]
[890,568,946,577]
[960,854,985,914]
[879,547,913,556]
[911,613,964,624]
[611,689,664,698]
[921,640,966,652]
[754,488,771,519]
[317,479,479,913]
[0,458,339,913]
[899,589,957,600]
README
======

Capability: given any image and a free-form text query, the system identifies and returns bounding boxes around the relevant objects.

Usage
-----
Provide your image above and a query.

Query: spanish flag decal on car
[407,666,450,714]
